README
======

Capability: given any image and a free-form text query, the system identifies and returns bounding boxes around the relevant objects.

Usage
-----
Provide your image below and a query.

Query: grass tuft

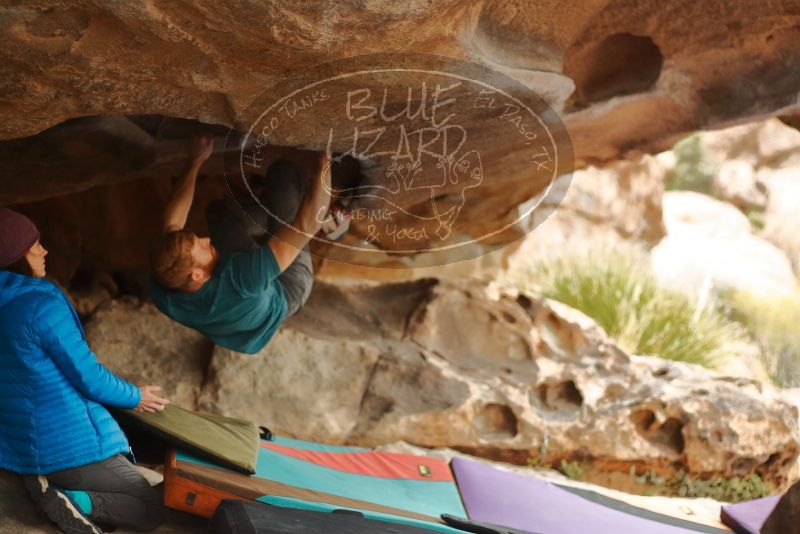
[723,292,800,387]
[558,460,585,481]
[515,250,745,367]
[634,468,774,503]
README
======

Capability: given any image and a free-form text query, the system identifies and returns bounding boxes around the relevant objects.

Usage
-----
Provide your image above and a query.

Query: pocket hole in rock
[565,32,663,110]
[536,380,584,410]
[474,403,519,439]
[630,409,685,454]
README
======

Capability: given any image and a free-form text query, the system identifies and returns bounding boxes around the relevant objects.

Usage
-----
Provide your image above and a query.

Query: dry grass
[724,292,800,387]
[515,250,747,367]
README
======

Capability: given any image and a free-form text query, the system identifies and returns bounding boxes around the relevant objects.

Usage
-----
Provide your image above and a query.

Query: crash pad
[166,436,468,533]
[115,404,260,474]
[451,456,730,534]
[720,495,781,534]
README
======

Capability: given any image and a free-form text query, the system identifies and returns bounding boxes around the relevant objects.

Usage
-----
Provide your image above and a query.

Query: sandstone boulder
[189,279,800,485]
[651,191,798,298]
[712,160,767,211]
[542,155,667,244]
[198,329,382,442]
[699,119,800,170]
[85,298,214,410]
[506,153,666,274]
[682,119,800,279]
[660,191,752,238]
[756,119,800,165]
[2,1,800,163]
[2,2,800,275]
[760,167,800,276]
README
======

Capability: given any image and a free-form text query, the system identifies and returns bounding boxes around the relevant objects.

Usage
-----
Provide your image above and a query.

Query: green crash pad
[114,404,260,474]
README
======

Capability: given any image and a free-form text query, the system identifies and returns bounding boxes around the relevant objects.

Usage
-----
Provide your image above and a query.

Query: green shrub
[665,134,715,193]
[516,250,745,367]
[525,456,585,481]
[724,292,800,387]
[745,208,766,232]
[558,460,585,481]
[633,468,774,502]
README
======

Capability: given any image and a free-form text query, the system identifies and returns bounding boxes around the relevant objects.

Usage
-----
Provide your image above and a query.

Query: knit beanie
[0,207,40,268]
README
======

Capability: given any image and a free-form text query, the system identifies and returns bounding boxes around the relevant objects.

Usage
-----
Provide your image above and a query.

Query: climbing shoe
[320,202,351,241]
[24,476,102,534]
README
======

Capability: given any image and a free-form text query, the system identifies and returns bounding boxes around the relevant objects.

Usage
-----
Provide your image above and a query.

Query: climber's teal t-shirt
[150,247,288,355]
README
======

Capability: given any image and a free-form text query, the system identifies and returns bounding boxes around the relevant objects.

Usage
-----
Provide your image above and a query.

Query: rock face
[506,153,667,273]
[201,329,382,440]
[761,168,800,277]
[86,279,800,486]
[650,191,798,299]
[695,119,800,277]
[2,1,800,157]
[84,298,214,409]
[1,2,800,268]
[700,119,800,170]
[712,160,767,211]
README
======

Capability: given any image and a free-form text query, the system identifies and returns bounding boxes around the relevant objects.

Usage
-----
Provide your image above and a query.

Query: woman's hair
[4,255,32,277]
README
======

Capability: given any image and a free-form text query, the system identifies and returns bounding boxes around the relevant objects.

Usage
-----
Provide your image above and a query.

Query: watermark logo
[224,53,573,267]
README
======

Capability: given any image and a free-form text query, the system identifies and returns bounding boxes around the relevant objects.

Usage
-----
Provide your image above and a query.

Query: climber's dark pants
[24,454,163,531]
[206,159,314,316]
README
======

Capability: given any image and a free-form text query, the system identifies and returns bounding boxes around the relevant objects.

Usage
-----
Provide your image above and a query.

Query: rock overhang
[1,0,800,266]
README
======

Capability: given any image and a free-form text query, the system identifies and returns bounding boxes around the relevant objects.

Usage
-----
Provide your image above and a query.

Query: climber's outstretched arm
[268,153,332,271]
[162,135,214,233]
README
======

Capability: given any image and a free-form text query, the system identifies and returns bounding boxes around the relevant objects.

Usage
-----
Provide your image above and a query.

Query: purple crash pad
[720,496,780,534]
[451,457,722,534]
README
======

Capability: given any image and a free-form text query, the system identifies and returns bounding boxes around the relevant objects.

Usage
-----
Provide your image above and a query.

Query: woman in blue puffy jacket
[0,207,169,533]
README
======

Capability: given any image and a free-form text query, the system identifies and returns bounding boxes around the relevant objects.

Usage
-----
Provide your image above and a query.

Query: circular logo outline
[224,53,573,265]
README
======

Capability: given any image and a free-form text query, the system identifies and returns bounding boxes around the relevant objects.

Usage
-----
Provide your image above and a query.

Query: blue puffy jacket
[0,270,141,474]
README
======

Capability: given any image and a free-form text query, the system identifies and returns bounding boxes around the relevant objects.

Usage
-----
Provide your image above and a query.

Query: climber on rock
[150,135,341,354]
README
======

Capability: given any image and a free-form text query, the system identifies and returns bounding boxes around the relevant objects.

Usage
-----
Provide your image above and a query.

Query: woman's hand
[135,385,170,413]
